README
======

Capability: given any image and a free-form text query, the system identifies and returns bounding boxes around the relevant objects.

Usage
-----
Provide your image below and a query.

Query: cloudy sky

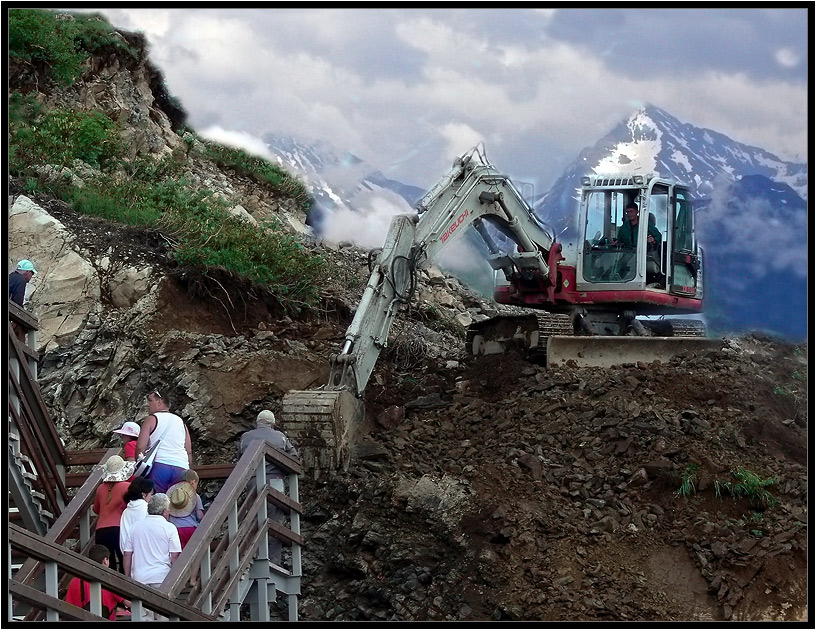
[77,7,807,196]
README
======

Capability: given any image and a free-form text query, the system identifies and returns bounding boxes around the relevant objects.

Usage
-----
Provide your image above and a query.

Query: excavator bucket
[280,389,364,476]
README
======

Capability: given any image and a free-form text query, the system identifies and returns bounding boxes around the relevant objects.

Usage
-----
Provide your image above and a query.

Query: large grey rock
[9,196,100,353]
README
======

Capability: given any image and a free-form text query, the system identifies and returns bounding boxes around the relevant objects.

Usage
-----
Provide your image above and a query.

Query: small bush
[714,467,778,509]
[10,103,124,172]
[9,9,137,86]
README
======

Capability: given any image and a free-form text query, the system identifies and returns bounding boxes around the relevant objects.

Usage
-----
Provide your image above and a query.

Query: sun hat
[167,481,196,518]
[100,455,136,482]
[112,421,141,438]
[256,410,276,425]
[16,259,37,274]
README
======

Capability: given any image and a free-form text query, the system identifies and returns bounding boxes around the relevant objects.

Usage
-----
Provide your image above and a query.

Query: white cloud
[440,123,484,160]
[198,126,274,160]
[321,190,413,249]
[78,8,808,189]
[774,47,800,68]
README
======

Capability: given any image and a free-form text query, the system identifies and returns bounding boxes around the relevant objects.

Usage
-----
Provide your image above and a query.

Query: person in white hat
[238,410,299,565]
[121,493,181,621]
[113,421,141,461]
[92,455,137,573]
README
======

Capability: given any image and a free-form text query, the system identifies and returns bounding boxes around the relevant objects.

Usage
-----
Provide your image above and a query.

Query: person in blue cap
[9,259,37,306]
[9,259,37,342]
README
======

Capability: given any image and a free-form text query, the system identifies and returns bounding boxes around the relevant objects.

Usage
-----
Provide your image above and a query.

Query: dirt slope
[296,339,807,622]
[19,188,808,622]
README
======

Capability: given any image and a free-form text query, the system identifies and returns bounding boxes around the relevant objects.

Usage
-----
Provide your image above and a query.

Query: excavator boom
[282,146,719,473]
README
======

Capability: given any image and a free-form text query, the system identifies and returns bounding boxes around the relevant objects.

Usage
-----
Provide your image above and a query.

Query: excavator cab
[576,174,701,301]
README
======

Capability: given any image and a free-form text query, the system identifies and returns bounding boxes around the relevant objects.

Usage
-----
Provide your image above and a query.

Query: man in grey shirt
[238,410,299,565]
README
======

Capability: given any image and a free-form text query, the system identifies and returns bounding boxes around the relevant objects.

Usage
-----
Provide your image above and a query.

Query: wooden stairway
[7,299,305,621]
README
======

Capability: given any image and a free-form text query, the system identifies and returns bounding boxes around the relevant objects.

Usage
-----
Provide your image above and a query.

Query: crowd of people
[63,386,299,620]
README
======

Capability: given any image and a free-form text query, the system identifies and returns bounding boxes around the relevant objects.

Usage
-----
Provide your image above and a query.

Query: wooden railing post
[44,562,58,621]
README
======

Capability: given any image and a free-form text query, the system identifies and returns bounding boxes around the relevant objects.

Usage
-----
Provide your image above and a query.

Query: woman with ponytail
[92,455,136,573]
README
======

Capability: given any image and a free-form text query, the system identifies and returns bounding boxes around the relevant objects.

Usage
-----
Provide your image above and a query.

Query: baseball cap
[112,421,141,438]
[16,259,37,274]
[256,410,276,425]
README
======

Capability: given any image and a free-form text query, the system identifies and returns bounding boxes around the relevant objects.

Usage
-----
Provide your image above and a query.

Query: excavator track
[467,312,573,365]
[641,318,707,337]
[468,313,719,367]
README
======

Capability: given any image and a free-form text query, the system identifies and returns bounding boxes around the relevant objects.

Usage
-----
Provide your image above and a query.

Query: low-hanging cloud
[698,182,807,279]
[198,125,276,161]
[320,189,414,249]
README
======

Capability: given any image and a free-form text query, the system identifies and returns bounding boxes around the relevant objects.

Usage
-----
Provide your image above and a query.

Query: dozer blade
[546,335,723,368]
[281,389,364,475]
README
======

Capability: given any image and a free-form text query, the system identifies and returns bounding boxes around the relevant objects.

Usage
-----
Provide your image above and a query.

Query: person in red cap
[112,421,141,461]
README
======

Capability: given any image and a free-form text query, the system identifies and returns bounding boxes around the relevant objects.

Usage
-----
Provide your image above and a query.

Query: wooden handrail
[161,440,302,602]
[7,399,63,513]
[65,463,240,488]
[8,524,215,622]
[8,298,39,331]
[14,447,119,588]
[9,330,65,462]
[9,581,102,622]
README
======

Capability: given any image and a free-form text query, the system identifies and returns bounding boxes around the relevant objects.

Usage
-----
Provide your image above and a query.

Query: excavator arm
[330,146,559,398]
[282,146,562,471]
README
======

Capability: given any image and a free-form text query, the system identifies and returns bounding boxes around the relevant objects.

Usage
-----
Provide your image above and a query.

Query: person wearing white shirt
[121,493,181,621]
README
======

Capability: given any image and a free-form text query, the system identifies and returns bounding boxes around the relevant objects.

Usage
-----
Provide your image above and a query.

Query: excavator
[282,145,718,471]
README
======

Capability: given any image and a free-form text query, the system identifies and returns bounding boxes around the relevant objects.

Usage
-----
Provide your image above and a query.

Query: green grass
[714,467,778,509]
[674,463,700,498]
[197,140,312,214]
[63,175,328,310]
[9,9,138,87]
[9,96,124,172]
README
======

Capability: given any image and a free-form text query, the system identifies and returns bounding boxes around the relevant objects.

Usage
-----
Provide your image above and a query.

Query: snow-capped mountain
[262,134,424,232]
[262,106,807,340]
[535,105,807,239]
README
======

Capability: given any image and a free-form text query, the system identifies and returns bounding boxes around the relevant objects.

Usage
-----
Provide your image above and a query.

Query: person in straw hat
[167,470,205,587]
[112,420,141,461]
[93,455,137,573]
[166,470,204,549]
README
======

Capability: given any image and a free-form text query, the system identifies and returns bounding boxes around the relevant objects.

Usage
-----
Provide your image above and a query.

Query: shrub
[9,103,124,172]
[714,467,778,509]
[9,9,137,86]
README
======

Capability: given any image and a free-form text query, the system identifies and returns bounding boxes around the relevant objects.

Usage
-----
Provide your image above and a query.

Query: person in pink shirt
[93,455,136,573]
[112,421,141,461]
